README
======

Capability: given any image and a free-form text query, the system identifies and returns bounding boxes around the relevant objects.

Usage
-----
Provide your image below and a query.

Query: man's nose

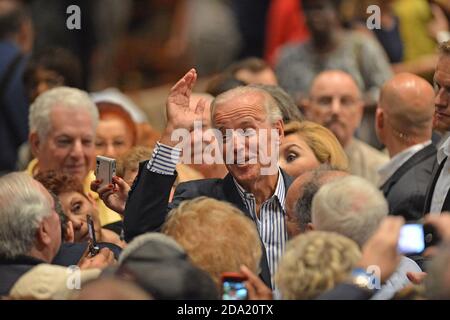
[330,97,341,114]
[435,88,449,109]
[70,140,84,158]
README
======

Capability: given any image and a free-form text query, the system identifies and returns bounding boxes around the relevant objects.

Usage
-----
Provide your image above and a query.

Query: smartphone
[398,223,440,254]
[221,272,248,300]
[95,155,116,188]
[87,215,100,257]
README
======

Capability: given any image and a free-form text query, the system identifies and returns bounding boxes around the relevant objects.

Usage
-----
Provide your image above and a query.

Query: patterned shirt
[233,172,287,289]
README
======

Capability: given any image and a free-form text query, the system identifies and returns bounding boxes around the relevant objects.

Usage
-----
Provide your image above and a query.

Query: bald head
[378,73,434,145]
[285,168,349,238]
[310,71,362,98]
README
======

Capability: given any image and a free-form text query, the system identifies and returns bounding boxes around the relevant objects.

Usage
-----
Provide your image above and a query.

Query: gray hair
[249,84,304,123]
[311,175,388,247]
[118,232,185,264]
[0,173,52,258]
[29,86,99,140]
[210,86,283,127]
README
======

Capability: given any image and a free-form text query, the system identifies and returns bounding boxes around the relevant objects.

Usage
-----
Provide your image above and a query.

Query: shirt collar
[438,135,450,165]
[378,141,431,186]
[233,168,286,209]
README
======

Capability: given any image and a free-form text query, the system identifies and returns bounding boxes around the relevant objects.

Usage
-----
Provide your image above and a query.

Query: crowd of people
[2,0,450,300]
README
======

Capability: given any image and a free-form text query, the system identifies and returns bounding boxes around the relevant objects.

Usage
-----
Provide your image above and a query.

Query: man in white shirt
[376,73,436,221]
[424,41,450,214]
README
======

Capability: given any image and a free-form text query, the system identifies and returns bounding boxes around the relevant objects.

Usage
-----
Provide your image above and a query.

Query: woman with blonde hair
[276,231,361,300]
[279,121,349,178]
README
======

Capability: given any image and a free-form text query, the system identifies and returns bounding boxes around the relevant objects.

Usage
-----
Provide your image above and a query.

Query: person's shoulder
[354,139,389,163]
[176,177,225,193]
[277,42,307,64]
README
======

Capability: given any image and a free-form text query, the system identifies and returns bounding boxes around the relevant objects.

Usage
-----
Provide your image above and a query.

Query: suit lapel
[424,156,447,213]
[222,173,252,218]
[222,169,292,290]
[380,144,436,196]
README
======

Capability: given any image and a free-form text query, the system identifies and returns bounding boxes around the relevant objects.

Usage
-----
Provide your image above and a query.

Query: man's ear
[29,132,41,158]
[306,222,315,232]
[272,119,285,148]
[375,107,384,130]
[38,218,53,246]
[300,98,311,119]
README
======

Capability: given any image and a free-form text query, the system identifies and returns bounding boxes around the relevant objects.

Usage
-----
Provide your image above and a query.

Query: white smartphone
[95,155,116,188]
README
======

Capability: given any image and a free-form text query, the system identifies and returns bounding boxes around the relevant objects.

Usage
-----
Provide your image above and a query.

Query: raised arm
[123,69,205,241]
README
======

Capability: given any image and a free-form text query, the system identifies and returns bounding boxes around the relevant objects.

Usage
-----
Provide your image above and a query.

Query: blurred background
[1,0,450,134]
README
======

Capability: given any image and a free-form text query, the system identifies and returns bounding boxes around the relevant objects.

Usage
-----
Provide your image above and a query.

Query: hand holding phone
[87,215,100,257]
[95,156,116,188]
[221,272,248,300]
[398,223,441,254]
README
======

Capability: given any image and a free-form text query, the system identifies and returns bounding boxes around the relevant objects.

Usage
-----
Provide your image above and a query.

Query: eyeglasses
[311,95,360,109]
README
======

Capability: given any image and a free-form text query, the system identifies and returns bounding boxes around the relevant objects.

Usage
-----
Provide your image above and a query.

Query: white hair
[29,87,99,140]
[0,173,52,259]
[210,86,283,127]
[118,232,185,264]
[311,175,388,247]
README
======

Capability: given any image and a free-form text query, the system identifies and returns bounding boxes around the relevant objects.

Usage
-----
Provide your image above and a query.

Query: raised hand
[90,176,130,215]
[161,68,206,146]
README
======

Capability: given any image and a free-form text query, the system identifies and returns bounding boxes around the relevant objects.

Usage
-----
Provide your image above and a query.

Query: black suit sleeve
[316,283,374,300]
[123,161,176,242]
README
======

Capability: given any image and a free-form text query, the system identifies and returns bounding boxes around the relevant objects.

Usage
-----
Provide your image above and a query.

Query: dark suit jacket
[124,162,294,289]
[380,144,436,221]
[424,154,450,214]
[0,255,44,296]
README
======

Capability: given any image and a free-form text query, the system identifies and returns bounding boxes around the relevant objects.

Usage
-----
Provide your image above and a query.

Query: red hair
[96,101,137,146]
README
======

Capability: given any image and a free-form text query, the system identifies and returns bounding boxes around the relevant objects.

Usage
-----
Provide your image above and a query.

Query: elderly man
[376,73,436,221]
[424,41,450,213]
[285,166,348,238]
[0,173,61,295]
[0,173,115,296]
[304,70,388,185]
[27,87,121,230]
[120,69,291,288]
[311,175,422,300]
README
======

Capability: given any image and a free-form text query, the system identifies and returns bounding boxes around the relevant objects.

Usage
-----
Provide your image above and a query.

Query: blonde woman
[276,231,361,300]
[279,121,349,178]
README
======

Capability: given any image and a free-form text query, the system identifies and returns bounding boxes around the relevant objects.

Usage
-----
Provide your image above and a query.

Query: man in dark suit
[375,73,436,221]
[120,69,290,289]
[424,41,450,214]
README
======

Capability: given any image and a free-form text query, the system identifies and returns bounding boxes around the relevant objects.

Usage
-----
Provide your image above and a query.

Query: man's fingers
[170,68,196,93]
[195,98,206,115]
[244,280,257,300]
[407,271,427,285]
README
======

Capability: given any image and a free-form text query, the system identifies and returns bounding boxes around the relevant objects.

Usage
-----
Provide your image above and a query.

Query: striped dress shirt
[233,172,287,289]
[147,142,288,288]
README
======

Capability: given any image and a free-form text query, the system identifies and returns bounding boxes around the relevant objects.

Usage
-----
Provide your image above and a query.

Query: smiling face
[31,106,96,183]
[58,191,100,243]
[213,91,283,186]
[279,134,321,178]
[433,54,450,132]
